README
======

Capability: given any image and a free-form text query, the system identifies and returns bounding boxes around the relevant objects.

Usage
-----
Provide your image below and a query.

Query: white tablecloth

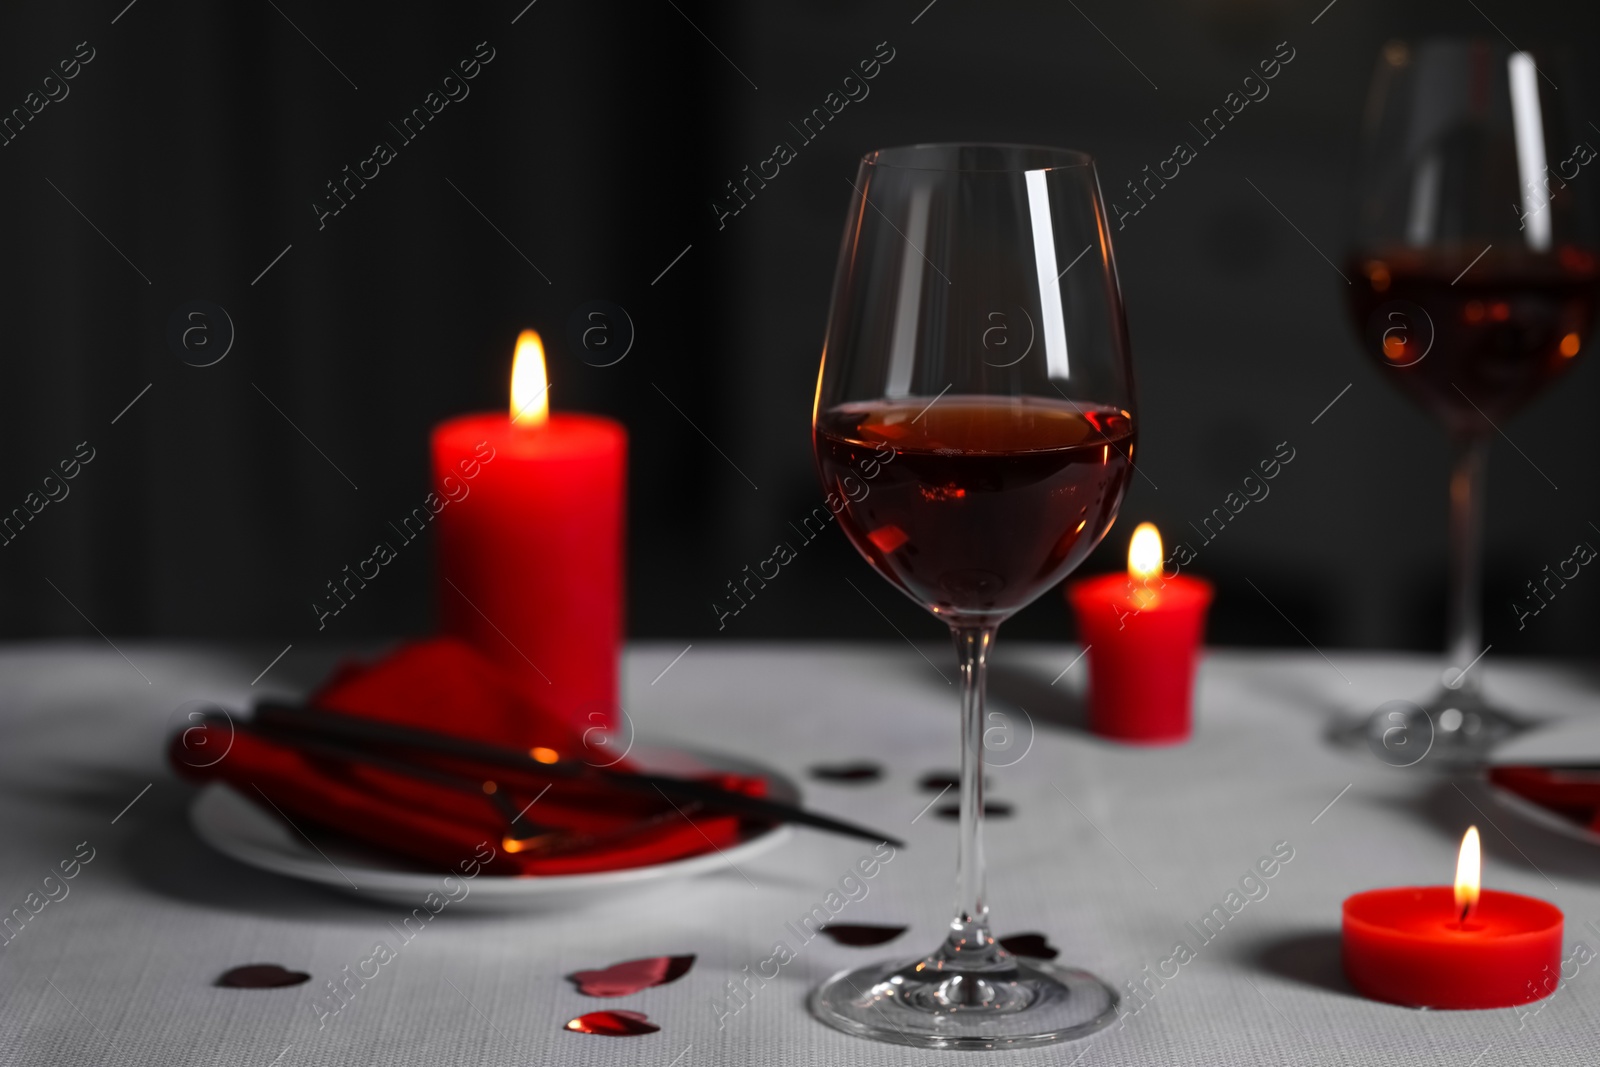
[3,640,1599,1066]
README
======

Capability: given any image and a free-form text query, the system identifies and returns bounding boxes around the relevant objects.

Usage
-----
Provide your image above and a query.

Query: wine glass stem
[948,625,997,960]
[1444,435,1489,697]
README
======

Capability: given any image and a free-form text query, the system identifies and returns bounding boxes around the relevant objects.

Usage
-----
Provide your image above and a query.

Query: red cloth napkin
[310,638,602,757]
[172,638,767,876]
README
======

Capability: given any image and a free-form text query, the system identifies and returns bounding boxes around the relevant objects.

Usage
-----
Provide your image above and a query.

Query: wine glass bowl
[1349,244,1598,430]
[813,144,1137,627]
[809,143,1135,1048]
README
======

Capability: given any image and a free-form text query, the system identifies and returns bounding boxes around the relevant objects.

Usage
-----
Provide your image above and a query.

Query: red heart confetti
[567,955,696,997]
[819,923,909,946]
[936,801,1013,819]
[918,771,991,792]
[999,933,1060,960]
[564,1010,660,1036]
[809,762,884,783]
[216,964,311,988]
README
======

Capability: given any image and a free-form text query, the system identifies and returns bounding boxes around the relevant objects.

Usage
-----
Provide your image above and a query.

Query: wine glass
[1345,40,1598,765]
[809,143,1136,1048]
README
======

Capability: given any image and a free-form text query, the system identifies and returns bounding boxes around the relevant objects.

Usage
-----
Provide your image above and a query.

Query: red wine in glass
[1348,245,1598,431]
[814,396,1134,622]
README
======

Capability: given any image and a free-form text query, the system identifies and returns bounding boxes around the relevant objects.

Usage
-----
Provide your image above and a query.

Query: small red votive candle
[1342,827,1564,1009]
[1066,523,1212,744]
[432,331,627,734]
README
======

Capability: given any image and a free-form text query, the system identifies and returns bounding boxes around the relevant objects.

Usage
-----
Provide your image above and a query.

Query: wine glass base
[808,956,1119,1049]
[1394,688,1529,767]
[1341,685,1533,769]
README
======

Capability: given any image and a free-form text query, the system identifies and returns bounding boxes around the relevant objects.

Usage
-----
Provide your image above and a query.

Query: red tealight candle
[1343,827,1564,1009]
[1066,523,1213,743]
[431,331,627,734]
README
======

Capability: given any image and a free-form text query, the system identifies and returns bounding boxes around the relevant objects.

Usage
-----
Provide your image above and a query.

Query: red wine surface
[1348,246,1598,430]
[814,396,1134,621]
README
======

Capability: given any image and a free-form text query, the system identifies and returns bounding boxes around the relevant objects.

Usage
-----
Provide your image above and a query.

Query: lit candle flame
[1455,825,1481,922]
[510,329,550,426]
[1128,522,1162,582]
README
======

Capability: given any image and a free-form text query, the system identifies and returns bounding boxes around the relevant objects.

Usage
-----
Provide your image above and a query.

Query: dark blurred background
[1,0,1597,656]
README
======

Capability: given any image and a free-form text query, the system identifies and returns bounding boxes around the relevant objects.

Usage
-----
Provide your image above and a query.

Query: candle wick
[1459,903,1470,925]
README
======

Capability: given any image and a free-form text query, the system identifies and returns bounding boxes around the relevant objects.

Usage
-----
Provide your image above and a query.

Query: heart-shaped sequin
[564,1010,661,1036]
[918,771,992,792]
[567,955,695,997]
[999,932,1060,960]
[819,923,909,946]
[935,801,1013,819]
[809,762,884,783]
[216,964,311,989]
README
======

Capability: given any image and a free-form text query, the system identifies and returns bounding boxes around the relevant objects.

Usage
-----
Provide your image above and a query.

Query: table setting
[6,15,1600,1067]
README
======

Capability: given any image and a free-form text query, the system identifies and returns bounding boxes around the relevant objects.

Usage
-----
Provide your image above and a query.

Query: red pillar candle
[431,331,627,734]
[1066,523,1213,744]
[1342,828,1564,1009]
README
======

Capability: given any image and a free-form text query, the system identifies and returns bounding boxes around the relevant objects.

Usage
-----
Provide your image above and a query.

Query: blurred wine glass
[1345,39,1598,764]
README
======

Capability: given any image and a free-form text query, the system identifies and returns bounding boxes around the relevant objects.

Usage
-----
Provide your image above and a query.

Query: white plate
[189,743,798,909]
[1486,717,1600,847]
